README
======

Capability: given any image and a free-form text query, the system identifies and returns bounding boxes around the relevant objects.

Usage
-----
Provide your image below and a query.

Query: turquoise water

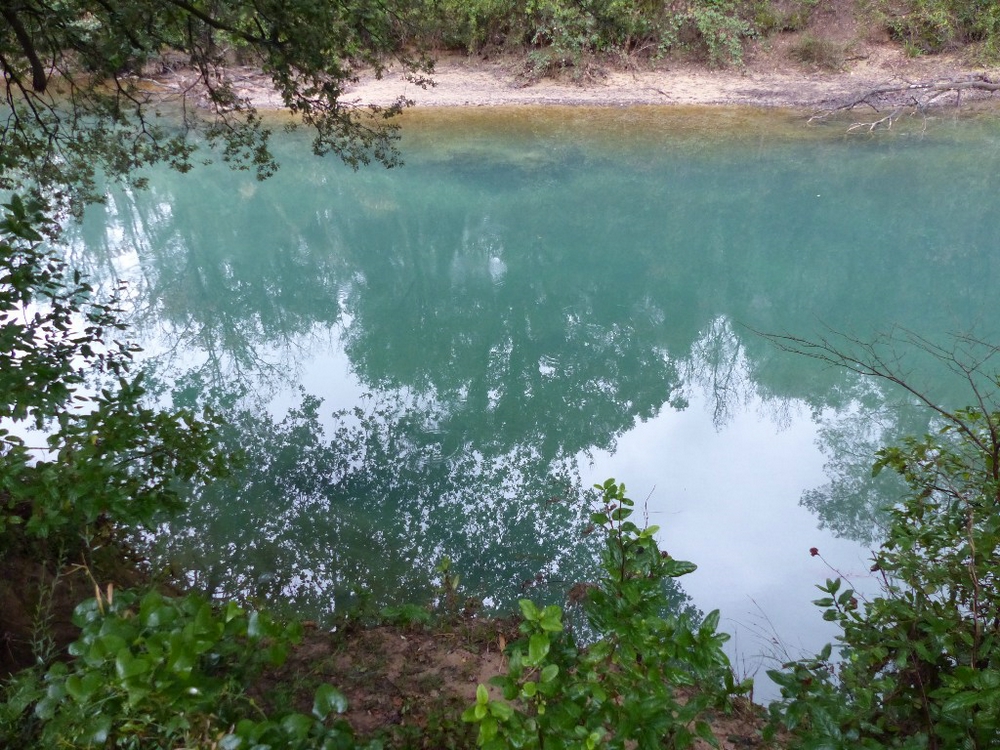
[69,107,1000,694]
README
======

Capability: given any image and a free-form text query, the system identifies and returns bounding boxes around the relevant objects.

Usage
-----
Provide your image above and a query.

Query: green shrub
[689,3,756,65]
[424,0,757,66]
[753,0,816,34]
[0,196,228,559]
[463,479,747,749]
[767,406,1000,749]
[790,34,846,69]
[0,589,358,748]
[870,0,1000,54]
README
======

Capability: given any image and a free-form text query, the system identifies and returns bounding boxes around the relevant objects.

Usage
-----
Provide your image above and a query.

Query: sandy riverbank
[353,51,1000,109]
[199,45,1000,113]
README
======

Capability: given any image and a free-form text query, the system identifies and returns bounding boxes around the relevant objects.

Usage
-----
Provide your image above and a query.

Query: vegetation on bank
[409,0,1000,68]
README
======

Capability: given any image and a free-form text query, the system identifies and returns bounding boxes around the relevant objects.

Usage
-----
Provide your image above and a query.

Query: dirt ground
[263,619,774,749]
[336,46,1000,110]
[164,43,1000,112]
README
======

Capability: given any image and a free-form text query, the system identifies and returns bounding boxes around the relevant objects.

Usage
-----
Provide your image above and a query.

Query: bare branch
[751,326,1000,461]
[810,75,1000,130]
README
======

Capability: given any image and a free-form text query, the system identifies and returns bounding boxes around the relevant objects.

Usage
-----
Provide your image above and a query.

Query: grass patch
[790,34,847,69]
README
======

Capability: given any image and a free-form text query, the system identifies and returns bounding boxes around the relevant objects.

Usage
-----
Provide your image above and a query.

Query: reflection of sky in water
[584,383,877,698]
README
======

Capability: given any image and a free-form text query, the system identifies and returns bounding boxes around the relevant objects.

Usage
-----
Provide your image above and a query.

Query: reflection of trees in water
[144,382,631,622]
[64,174,356,393]
[67,131,1000,568]
[680,320,994,545]
[331,200,691,462]
[774,329,1000,544]
[801,387,907,545]
[681,315,802,431]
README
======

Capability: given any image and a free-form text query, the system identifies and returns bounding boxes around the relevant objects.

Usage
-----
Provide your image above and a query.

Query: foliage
[866,0,1000,58]
[751,0,816,34]
[425,0,757,67]
[463,479,747,749]
[789,34,846,70]
[0,195,229,558]
[765,332,1000,749]
[0,0,433,214]
[0,587,360,749]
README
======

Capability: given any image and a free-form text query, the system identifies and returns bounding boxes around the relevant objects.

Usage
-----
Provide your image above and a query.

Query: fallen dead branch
[811,74,1000,130]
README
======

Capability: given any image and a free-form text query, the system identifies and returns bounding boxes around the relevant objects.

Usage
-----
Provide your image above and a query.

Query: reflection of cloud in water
[580,381,880,702]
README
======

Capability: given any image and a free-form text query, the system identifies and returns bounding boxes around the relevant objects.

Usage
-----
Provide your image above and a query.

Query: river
[65,105,1000,697]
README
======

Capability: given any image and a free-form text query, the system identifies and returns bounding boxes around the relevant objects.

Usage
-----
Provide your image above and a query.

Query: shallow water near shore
[68,107,1000,699]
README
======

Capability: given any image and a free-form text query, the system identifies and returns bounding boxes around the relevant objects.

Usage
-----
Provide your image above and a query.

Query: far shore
[194,49,1000,113]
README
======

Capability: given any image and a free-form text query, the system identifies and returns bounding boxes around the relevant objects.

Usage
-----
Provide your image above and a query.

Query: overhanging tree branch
[1,6,48,92]
[754,326,1000,488]
[0,0,432,214]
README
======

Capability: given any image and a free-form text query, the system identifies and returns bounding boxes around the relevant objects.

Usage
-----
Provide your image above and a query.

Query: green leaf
[941,691,982,712]
[247,610,263,638]
[701,609,721,632]
[519,599,540,622]
[489,700,514,720]
[64,675,88,703]
[663,558,698,577]
[539,605,563,632]
[312,684,348,719]
[479,714,499,743]
[527,633,550,666]
[115,648,150,681]
[280,713,314,739]
[167,633,197,677]
[540,663,559,682]
[222,600,245,624]
[610,507,633,522]
[138,591,168,627]
[86,633,127,665]
[694,719,717,746]
[88,715,113,745]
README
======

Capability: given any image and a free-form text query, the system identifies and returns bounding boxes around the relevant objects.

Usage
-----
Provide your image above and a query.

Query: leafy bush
[752,0,816,34]
[869,0,1000,56]
[767,403,1000,748]
[0,195,228,558]
[790,34,846,69]
[688,2,756,66]
[0,588,358,748]
[425,0,757,66]
[463,479,747,749]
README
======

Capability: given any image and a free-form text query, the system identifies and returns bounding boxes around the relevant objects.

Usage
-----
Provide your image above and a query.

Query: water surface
[69,106,1000,695]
